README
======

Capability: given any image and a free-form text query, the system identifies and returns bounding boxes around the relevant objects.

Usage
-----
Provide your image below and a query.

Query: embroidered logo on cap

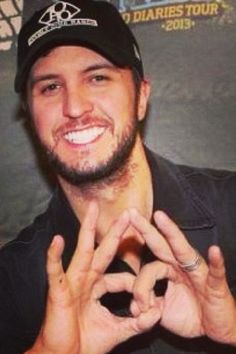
[39,1,81,25]
[28,1,98,47]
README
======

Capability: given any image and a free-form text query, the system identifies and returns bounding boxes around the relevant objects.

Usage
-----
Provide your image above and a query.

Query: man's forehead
[35,45,114,66]
[28,45,125,85]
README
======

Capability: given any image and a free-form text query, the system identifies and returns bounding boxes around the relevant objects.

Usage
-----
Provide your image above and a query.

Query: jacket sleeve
[0,256,38,354]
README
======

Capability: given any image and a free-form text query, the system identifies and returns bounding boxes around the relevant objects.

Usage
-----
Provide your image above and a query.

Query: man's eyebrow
[82,63,118,74]
[29,74,59,88]
[29,63,119,88]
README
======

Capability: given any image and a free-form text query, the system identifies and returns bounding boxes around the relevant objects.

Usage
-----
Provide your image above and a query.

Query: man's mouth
[64,126,106,145]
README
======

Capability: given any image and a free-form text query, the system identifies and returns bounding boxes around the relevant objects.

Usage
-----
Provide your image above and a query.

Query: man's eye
[42,83,60,94]
[91,75,109,83]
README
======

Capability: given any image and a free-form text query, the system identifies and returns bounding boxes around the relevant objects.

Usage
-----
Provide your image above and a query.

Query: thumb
[207,245,229,293]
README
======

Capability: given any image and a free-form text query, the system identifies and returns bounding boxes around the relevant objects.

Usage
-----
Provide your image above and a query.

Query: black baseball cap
[14,0,144,92]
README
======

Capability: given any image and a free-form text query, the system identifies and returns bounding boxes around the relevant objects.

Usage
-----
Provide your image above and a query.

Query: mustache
[54,114,113,136]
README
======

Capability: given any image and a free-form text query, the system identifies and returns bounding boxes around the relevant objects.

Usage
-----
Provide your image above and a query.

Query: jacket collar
[145,148,215,230]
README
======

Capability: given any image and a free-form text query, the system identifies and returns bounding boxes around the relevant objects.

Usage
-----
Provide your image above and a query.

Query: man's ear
[137,79,151,122]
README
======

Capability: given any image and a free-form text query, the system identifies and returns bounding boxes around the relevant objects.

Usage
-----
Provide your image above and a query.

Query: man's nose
[63,87,93,118]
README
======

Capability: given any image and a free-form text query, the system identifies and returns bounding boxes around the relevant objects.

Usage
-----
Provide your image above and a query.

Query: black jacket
[0,150,236,354]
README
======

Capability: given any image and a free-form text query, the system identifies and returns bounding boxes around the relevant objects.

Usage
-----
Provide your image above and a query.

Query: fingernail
[51,235,60,247]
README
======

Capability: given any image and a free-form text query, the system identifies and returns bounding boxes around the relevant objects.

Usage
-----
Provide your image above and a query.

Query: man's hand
[130,209,236,345]
[26,203,161,354]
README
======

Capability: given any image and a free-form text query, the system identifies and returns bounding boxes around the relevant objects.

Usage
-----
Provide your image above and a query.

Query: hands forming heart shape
[27,203,236,354]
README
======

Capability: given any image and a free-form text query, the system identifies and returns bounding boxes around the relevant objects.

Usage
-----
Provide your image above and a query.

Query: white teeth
[64,127,105,145]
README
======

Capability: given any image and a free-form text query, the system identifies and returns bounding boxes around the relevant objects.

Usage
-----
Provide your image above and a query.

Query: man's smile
[64,126,106,145]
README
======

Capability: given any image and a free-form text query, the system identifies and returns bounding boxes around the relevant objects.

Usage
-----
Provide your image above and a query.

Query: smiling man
[28,45,147,188]
[0,1,236,354]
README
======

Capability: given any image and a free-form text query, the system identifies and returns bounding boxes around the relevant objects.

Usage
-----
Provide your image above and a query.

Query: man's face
[27,46,149,185]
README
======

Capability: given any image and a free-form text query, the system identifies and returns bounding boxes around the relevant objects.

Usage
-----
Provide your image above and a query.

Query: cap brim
[14,27,135,92]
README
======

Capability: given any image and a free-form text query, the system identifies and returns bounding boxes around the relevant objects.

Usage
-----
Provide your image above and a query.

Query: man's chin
[46,149,132,187]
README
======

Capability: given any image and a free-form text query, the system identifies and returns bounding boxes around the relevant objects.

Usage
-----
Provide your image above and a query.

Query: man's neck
[58,141,153,272]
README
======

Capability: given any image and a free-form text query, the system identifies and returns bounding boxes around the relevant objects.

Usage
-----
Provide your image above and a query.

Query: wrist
[25,337,80,354]
[25,346,80,354]
[24,341,54,354]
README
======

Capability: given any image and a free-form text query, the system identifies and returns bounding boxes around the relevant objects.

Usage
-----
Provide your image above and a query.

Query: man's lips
[63,126,106,145]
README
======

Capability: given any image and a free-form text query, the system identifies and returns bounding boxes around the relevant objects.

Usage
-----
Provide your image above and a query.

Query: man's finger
[133,261,176,312]
[91,210,130,274]
[119,305,162,341]
[92,272,135,300]
[154,211,208,278]
[129,208,174,263]
[47,235,70,302]
[67,201,99,279]
[207,245,229,292]
[47,235,64,280]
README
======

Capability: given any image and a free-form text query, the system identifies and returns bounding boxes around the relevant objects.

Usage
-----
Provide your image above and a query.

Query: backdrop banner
[0,0,236,244]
